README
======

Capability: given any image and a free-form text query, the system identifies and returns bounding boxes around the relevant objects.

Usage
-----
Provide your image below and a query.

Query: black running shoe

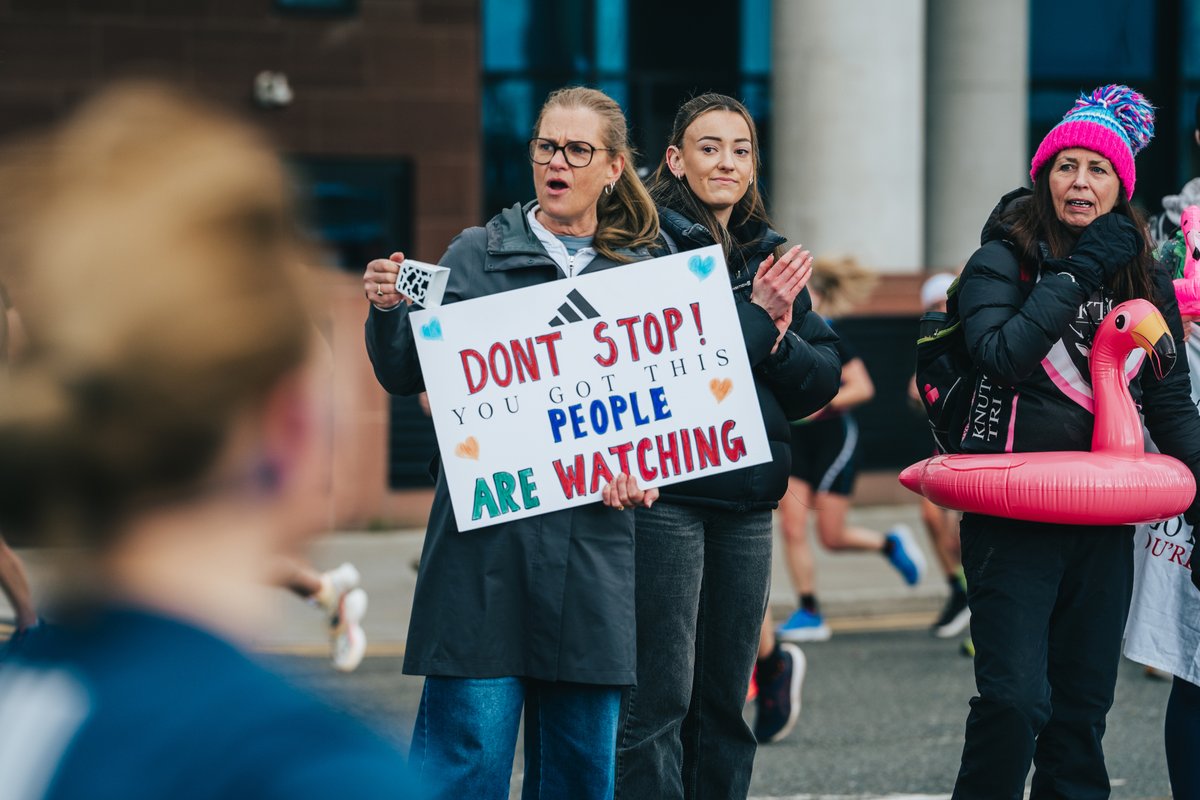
[933,591,970,639]
[753,643,806,744]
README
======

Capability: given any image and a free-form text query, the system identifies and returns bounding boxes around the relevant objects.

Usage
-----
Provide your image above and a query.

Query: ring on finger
[377,284,384,296]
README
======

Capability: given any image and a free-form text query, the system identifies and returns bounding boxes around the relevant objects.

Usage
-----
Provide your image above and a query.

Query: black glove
[1057,213,1144,292]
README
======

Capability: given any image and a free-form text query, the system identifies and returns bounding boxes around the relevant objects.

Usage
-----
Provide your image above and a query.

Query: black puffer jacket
[653,206,842,510]
[959,188,1200,521]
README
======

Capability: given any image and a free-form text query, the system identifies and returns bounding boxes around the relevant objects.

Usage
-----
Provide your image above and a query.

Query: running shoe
[960,637,975,658]
[316,563,367,672]
[753,643,806,744]
[776,608,832,643]
[317,562,361,611]
[932,590,971,638]
[332,587,368,673]
[884,524,927,586]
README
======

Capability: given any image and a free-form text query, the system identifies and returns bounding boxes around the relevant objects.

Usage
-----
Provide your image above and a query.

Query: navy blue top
[554,233,593,256]
[0,606,424,800]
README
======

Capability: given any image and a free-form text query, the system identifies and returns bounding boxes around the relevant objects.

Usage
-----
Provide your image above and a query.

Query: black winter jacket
[653,206,842,510]
[365,202,652,684]
[959,188,1200,522]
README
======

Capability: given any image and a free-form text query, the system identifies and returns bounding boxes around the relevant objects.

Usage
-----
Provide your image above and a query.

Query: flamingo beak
[1132,311,1176,380]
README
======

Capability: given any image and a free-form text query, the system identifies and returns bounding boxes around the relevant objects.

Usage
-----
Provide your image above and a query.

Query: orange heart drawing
[710,378,733,402]
[454,436,480,460]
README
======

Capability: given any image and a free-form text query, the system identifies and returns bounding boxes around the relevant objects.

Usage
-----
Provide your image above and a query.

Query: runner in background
[774,256,927,646]
[275,559,367,673]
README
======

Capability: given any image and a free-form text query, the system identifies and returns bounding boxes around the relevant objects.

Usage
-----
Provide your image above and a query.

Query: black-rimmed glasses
[528,138,612,168]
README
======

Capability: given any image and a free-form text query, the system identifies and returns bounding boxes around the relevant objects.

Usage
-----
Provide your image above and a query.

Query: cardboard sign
[410,244,771,531]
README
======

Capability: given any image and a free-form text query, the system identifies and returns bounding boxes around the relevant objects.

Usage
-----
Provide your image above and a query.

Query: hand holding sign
[601,472,658,511]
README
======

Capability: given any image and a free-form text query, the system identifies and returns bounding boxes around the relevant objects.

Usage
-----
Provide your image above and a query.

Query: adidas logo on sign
[548,289,601,327]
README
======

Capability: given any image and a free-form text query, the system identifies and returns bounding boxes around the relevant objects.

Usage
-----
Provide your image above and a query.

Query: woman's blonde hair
[0,81,314,544]
[533,87,659,262]
[809,256,878,319]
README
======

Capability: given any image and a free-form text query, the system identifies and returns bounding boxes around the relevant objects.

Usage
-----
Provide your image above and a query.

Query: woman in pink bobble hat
[948,85,1200,799]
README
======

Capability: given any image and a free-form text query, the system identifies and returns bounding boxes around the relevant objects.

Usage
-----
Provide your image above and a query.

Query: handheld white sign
[410,244,771,531]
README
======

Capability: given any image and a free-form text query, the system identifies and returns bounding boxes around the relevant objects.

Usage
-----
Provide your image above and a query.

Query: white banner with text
[410,244,771,531]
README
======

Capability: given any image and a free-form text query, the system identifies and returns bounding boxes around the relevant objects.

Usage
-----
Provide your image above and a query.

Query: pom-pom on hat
[1029,84,1155,200]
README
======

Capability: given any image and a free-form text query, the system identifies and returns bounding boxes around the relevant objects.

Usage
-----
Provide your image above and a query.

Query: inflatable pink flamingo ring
[900,299,1195,525]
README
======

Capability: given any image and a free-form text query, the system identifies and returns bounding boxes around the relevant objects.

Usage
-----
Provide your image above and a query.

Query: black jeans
[1165,677,1200,798]
[614,502,773,800]
[953,514,1133,800]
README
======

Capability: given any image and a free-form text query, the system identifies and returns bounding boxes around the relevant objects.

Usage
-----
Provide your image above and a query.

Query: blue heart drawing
[688,255,715,280]
[420,318,443,340]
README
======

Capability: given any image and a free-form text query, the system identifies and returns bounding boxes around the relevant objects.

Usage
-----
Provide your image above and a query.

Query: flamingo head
[1182,205,1200,265]
[1100,298,1176,379]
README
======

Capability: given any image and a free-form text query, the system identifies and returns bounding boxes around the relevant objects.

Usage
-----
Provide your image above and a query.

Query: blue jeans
[953,514,1133,800]
[410,676,620,800]
[615,503,773,800]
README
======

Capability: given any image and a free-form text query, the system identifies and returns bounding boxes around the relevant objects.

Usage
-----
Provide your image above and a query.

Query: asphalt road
[276,626,1175,800]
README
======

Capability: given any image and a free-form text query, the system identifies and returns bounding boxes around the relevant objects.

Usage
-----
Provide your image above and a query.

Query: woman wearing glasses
[363,86,658,800]
[609,94,841,799]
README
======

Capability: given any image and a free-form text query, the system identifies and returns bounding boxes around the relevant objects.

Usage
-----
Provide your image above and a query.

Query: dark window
[275,0,358,13]
[287,158,414,272]
[388,396,439,489]
[481,0,772,213]
[837,317,932,470]
[1030,0,1154,80]
[1028,0,1186,210]
[287,157,434,488]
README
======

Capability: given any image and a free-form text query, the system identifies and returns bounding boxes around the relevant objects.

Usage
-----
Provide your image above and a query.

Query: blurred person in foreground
[0,82,422,799]
[0,281,38,646]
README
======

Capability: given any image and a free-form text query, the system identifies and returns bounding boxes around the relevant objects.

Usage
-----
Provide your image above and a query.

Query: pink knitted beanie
[1029,85,1155,200]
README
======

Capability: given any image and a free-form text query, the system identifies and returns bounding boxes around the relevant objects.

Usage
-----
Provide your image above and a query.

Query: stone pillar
[925,0,1028,270]
[771,0,926,273]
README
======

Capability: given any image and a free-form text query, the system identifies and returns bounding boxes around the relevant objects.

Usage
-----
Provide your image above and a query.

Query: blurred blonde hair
[808,255,878,319]
[0,81,314,544]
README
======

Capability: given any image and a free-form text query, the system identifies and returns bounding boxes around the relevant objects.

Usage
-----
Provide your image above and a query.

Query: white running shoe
[331,587,368,673]
[317,562,361,613]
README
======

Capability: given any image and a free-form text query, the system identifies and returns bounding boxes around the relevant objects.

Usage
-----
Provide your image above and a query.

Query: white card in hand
[395,259,450,308]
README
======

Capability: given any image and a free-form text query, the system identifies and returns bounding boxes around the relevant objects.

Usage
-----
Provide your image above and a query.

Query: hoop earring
[605,181,615,195]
